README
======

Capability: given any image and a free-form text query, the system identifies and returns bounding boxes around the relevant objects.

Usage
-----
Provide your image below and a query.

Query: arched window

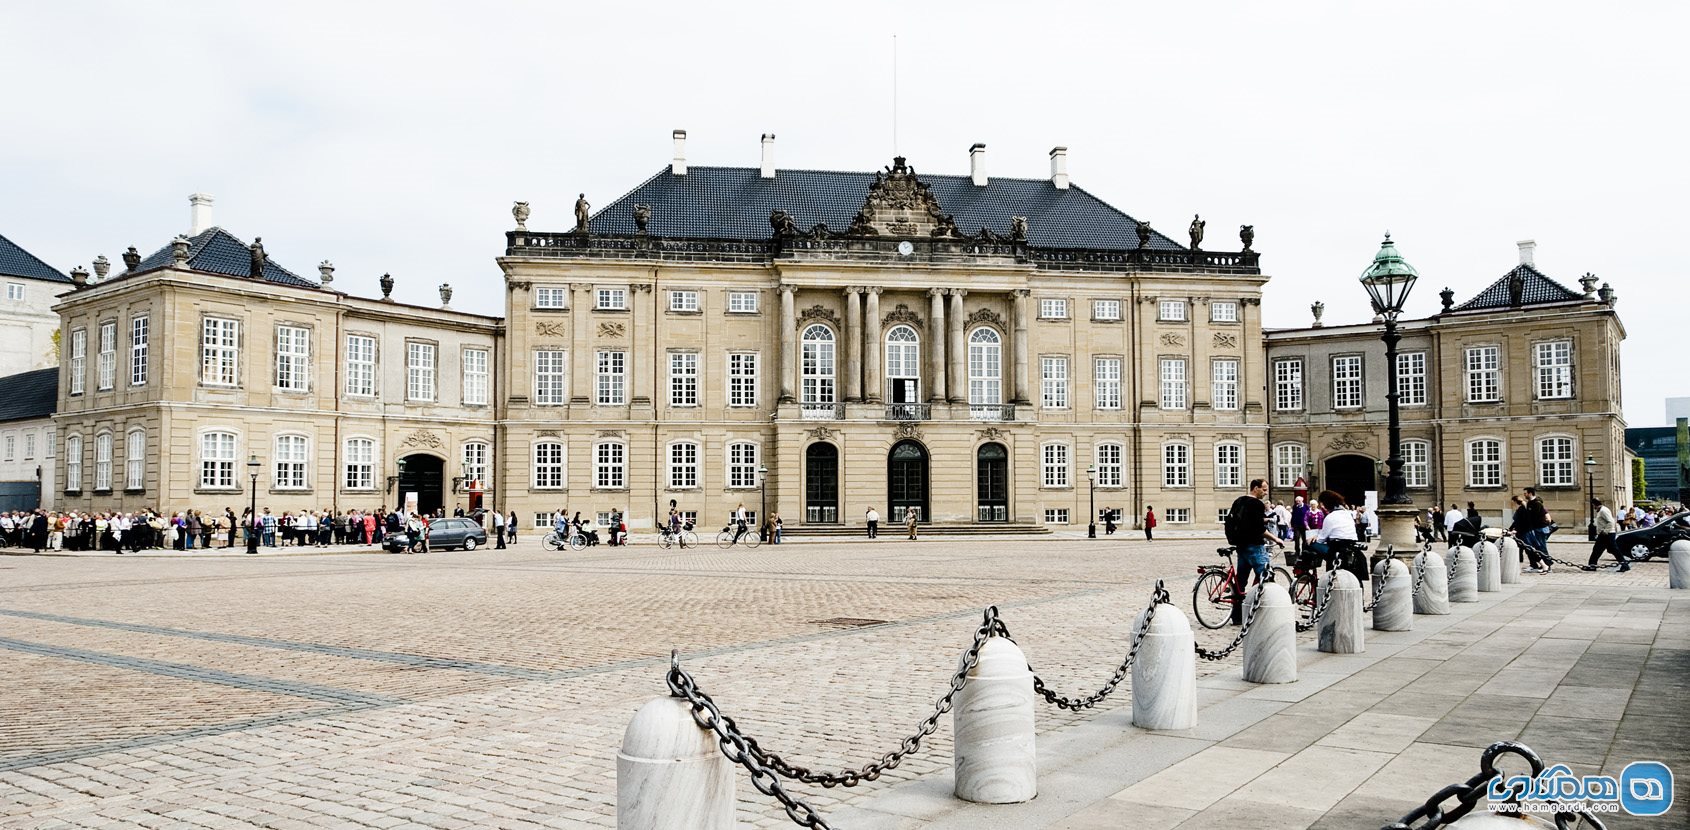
[343,437,376,490]
[800,324,836,409]
[200,431,237,489]
[885,325,920,404]
[1536,436,1575,487]
[1095,442,1123,488]
[669,441,699,489]
[65,435,83,491]
[968,328,1002,411]
[94,432,112,491]
[595,441,626,489]
[533,441,565,489]
[125,428,145,490]
[274,434,308,490]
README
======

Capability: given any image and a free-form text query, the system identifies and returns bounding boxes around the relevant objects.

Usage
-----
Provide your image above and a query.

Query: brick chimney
[671,129,688,176]
[1049,147,1069,189]
[969,143,987,187]
[189,193,215,234]
[760,133,776,179]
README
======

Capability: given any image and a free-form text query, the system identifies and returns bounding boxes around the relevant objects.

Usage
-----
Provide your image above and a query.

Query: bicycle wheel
[1288,573,1317,607]
[541,533,561,552]
[743,531,761,549]
[681,531,697,549]
[1272,566,1293,587]
[1192,570,1232,630]
[566,533,586,552]
[657,533,672,550]
[715,531,732,549]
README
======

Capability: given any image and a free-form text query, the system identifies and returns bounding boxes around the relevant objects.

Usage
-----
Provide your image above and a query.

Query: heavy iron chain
[1195,573,1270,661]
[1295,570,1339,633]
[1382,740,1608,830]
[1412,554,1428,597]
[1518,535,1583,571]
[1447,547,1462,581]
[1365,547,1401,611]
[1014,581,1172,710]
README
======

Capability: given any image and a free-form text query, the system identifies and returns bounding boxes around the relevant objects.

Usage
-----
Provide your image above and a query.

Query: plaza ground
[0,535,1683,828]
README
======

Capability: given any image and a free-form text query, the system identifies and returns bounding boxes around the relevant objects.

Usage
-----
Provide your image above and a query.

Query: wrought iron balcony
[885,403,930,421]
[968,404,1016,422]
[799,402,844,420]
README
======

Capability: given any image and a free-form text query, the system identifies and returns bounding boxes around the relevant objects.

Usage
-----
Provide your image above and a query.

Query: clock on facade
[897,240,914,257]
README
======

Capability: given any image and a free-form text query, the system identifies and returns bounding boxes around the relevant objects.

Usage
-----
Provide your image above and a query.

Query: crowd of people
[0,504,523,554]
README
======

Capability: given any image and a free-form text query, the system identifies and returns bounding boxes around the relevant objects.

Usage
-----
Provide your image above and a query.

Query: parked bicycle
[659,520,698,550]
[1192,546,1292,629]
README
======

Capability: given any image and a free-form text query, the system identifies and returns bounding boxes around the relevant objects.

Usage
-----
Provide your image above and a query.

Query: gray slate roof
[0,233,68,283]
[0,367,58,423]
[588,165,1188,251]
[1453,263,1583,311]
[133,227,317,288]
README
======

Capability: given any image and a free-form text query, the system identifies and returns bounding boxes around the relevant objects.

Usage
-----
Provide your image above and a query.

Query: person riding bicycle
[553,510,570,539]
[1307,490,1367,587]
[731,503,749,545]
[667,499,681,537]
[1225,478,1285,625]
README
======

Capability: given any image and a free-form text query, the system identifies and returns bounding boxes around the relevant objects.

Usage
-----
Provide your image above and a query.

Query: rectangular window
[1095,444,1122,487]
[1215,443,1242,488]
[1467,439,1503,487]
[1043,444,1070,487]
[4,283,22,301]
[532,442,564,489]
[596,288,627,310]
[274,435,308,489]
[533,349,567,405]
[96,322,115,391]
[1273,358,1303,411]
[201,318,239,387]
[462,442,489,485]
[1039,298,1068,319]
[1397,351,1427,406]
[3,435,13,461]
[1534,341,1573,400]
[1212,359,1239,411]
[727,291,759,313]
[275,325,310,391]
[1332,354,1363,409]
[1094,358,1121,410]
[1465,346,1501,403]
[1163,444,1190,487]
[1166,508,1191,524]
[1274,443,1307,489]
[595,442,626,488]
[669,290,699,312]
[65,435,82,491]
[1041,356,1069,409]
[94,433,111,490]
[69,328,86,395]
[1211,301,1238,322]
[534,286,569,309]
[1160,358,1187,409]
[669,352,699,407]
[1092,299,1120,321]
[406,342,436,401]
[596,350,627,405]
[728,443,759,488]
[129,316,149,386]
[1159,300,1187,321]
[669,442,699,488]
[345,335,375,397]
[462,348,489,405]
[124,430,143,490]
[199,431,236,489]
[1538,437,1575,486]
[25,431,36,460]
[1044,508,1070,525]
[1401,440,1429,488]
[728,352,758,407]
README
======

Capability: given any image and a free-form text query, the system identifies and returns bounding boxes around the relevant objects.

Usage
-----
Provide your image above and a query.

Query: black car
[1608,511,1690,562]
[382,517,488,552]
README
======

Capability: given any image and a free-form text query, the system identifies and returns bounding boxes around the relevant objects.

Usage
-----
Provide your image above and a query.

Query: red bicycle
[1193,547,1292,629]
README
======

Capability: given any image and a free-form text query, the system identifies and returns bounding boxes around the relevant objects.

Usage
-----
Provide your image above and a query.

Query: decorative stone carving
[535,321,565,337]
[439,284,453,307]
[1135,220,1153,250]
[379,272,395,300]
[798,305,840,327]
[805,426,836,441]
[1311,301,1326,328]
[92,255,110,280]
[318,260,335,284]
[1009,216,1028,241]
[1328,433,1369,451]
[894,421,923,441]
[632,203,650,232]
[1239,224,1255,251]
[1187,215,1205,251]
[845,156,959,238]
[883,303,922,328]
[597,429,626,438]
[508,280,532,290]
[598,322,626,338]
[978,427,1006,442]
[1439,287,1455,313]
[1213,332,1238,349]
[1158,333,1185,347]
[1579,272,1599,298]
[401,429,443,449]
[512,201,530,230]
[967,308,1005,328]
[536,429,560,438]
[573,193,590,233]
[770,209,798,237]
[69,266,89,287]
[122,246,141,271]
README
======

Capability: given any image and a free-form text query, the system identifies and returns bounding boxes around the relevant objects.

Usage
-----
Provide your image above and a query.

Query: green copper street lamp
[1359,234,1419,508]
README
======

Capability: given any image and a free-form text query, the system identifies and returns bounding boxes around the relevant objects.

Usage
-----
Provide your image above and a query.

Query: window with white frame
[1273,358,1303,411]
[727,291,759,313]
[343,438,375,489]
[1163,443,1191,487]
[1160,358,1187,409]
[124,428,144,490]
[1465,346,1500,403]
[596,350,626,405]
[968,328,1002,406]
[534,286,569,309]
[1166,508,1191,524]
[1211,301,1239,322]
[1087,357,1121,410]
[1095,443,1123,487]
[728,442,759,488]
[5,282,22,301]
[1215,442,1242,488]
[885,325,921,403]
[532,441,565,489]
[96,322,115,391]
[345,335,375,396]
[1212,359,1239,411]
[69,328,86,395]
[200,431,237,489]
[1159,300,1186,321]
[274,434,308,489]
[1041,356,1069,409]
[129,316,149,386]
[595,288,627,310]
[275,325,310,391]
[670,352,699,406]
[1274,443,1307,489]
[533,349,566,405]
[202,317,239,387]
[1466,439,1503,487]
[1397,351,1427,406]
[94,433,112,490]
[65,435,82,490]
[1044,508,1070,524]
[669,290,699,312]
[1537,436,1575,486]
[669,442,699,488]
[1332,354,1363,409]
[728,352,758,407]
[1534,341,1573,400]
[2,434,11,461]
[46,428,55,459]
[462,348,489,405]
[800,325,836,405]
[1092,299,1121,321]
[406,342,436,401]
[595,441,626,488]
[23,431,35,459]
[1039,298,1068,319]
[1042,443,1070,487]
[462,441,489,485]
[1401,440,1430,488]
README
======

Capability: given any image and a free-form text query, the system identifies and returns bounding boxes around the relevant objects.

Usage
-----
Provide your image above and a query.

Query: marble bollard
[1671,540,1690,590]
[953,637,1037,803]
[617,696,734,830]
[1372,558,1413,631]
[1241,581,1297,684]
[1449,546,1479,603]
[1476,541,1501,592]
[1318,570,1365,654]
[1499,536,1522,584]
[1131,603,1197,730]
[1414,550,1450,615]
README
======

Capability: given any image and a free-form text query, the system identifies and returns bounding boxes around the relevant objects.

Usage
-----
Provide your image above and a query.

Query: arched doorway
[398,453,445,516]
[805,443,839,523]
[1323,454,1375,508]
[887,440,928,523]
[976,442,1008,522]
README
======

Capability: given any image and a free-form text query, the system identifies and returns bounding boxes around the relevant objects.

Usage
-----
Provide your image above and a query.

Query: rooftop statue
[1188,214,1205,251]
[249,237,266,277]
[574,194,590,233]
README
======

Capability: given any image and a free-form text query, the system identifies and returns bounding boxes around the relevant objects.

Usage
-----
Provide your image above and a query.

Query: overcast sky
[4,1,1682,426]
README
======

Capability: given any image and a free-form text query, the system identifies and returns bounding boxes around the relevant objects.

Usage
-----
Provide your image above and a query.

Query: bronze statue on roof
[249,237,266,277]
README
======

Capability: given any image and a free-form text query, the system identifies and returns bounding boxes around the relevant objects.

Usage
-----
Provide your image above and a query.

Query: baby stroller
[1449,516,1485,549]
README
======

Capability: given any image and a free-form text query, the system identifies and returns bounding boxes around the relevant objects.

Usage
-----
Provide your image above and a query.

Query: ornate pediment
[883,303,922,328]
[967,308,1005,328]
[798,304,840,328]
[848,157,965,239]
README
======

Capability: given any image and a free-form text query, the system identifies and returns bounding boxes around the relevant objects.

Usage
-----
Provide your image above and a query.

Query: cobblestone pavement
[0,536,1671,829]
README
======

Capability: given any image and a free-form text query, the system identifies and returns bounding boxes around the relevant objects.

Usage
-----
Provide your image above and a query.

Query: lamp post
[1586,454,1598,540]
[1086,465,1097,539]
[1359,234,1420,549]
[757,464,769,541]
[246,453,261,554]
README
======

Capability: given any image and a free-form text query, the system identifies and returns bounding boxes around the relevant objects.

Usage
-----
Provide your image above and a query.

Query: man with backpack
[1226,479,1286,625]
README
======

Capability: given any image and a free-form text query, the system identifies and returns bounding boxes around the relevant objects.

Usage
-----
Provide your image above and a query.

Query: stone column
[630,284,653,406]
[864,288,882,404]
[948,289,967,404]
[778,285,796,404]
[570,283,592,403]
[843,287,863,402]
[928,288,947,404]
[1011,289,1031,405]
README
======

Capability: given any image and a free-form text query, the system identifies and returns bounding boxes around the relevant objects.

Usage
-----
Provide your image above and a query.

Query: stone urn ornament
[439,283,453,307]
[92,255,111,280]
[512,201,530,231]
[170,235,192,264]
[121,246,141,271]
[1311,301,1325,328]
[1239,224,1255,251]
[318,260,335,285]
[379,272,395,301]
[70,265,89,287]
